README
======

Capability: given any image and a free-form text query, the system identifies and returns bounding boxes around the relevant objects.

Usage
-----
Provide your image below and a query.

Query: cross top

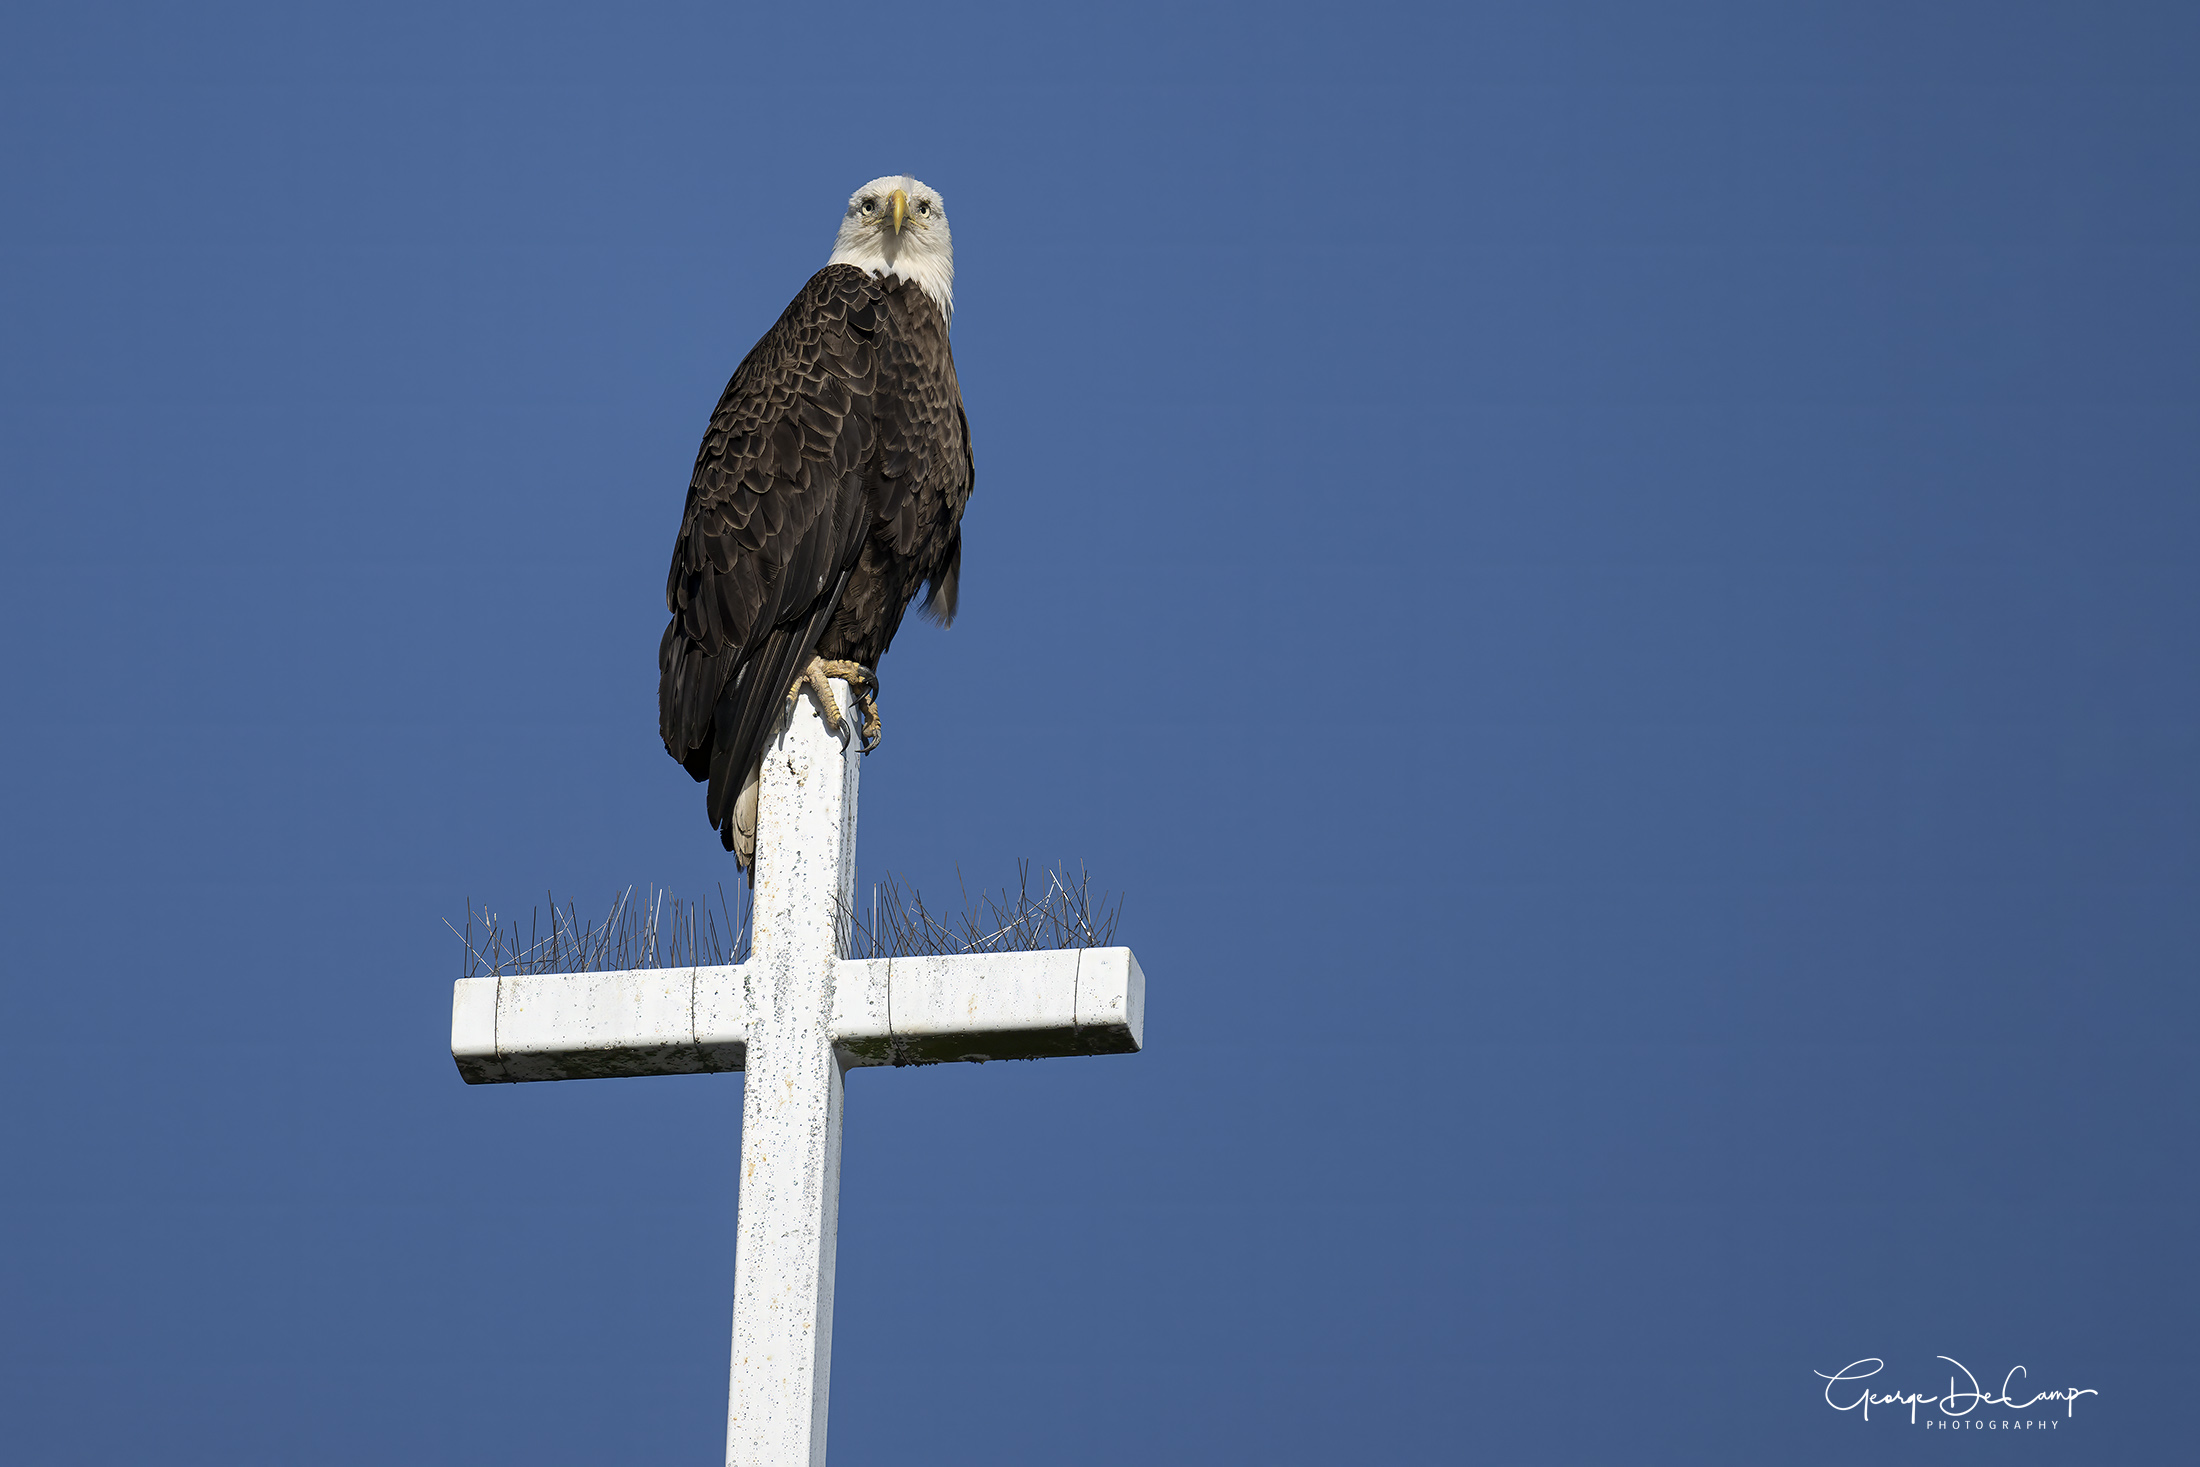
[450,677,1146,1466]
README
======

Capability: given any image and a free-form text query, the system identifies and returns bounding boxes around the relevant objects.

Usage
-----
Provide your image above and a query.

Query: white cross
[447,676,1147,1467]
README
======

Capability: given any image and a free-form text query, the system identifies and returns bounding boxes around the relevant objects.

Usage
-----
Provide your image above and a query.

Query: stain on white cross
[449,677,1146,1467]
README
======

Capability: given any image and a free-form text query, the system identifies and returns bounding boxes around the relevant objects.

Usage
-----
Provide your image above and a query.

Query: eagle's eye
[917,200,931,215]
[860,198,876,213]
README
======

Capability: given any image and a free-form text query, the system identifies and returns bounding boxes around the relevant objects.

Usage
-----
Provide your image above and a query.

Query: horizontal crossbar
[451,948,1145,1084]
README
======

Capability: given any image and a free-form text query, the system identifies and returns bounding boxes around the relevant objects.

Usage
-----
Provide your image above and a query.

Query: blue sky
[3,3,2195,1462]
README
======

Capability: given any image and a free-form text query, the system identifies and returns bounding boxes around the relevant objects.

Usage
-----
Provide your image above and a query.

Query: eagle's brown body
[658,263,973,856]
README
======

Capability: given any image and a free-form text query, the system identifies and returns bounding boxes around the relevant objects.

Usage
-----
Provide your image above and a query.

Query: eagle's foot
[792,658,882,752]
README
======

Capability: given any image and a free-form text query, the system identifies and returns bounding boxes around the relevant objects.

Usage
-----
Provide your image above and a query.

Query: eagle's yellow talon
[792,658,880,750]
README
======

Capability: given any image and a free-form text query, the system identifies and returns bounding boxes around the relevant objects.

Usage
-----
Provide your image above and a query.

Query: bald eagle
[658,175,972,868]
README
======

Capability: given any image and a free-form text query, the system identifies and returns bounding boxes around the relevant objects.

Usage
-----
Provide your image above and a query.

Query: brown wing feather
[659,266,877,843]
[659,265,974,853]
[819,280,973,665]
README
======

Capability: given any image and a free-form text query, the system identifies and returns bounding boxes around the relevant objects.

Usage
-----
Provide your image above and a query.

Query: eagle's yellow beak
[888,188,908,235]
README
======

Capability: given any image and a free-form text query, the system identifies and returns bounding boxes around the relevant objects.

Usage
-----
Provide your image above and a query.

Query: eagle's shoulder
[693,266,884,470]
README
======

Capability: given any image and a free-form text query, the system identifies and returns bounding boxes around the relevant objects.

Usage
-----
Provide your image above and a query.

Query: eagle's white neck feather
[826,174,955,323]
[827,240,955,322]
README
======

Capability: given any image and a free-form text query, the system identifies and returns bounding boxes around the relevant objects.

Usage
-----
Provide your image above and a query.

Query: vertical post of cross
[728,678,860,1467]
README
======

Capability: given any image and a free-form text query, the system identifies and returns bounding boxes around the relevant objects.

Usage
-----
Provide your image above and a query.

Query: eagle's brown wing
[658,265,884,849]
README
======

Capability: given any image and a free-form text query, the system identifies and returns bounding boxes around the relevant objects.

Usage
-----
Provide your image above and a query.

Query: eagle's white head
[826,174,954,322]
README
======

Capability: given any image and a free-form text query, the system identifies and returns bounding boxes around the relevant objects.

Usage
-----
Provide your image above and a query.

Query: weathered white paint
[830,958,893,1066]
[448,972,502,1081]
[448,678,1147,1467]
[728,673,861,1467]
[449,949,1142,1081]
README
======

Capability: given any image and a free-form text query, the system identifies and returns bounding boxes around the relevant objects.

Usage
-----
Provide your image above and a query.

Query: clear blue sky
[3,3,2194,1462]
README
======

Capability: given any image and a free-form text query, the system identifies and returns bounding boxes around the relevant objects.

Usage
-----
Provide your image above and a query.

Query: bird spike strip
[450,861,1121,978]
[449,883,751,979]
[842,859,1123,961]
